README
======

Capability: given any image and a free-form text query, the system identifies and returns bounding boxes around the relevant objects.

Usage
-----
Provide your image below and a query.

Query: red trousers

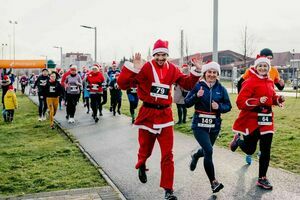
[135,126,174,190]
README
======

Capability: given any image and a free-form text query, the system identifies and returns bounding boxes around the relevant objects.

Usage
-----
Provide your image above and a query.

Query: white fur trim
[153,121,174,129]
[232,129,249,136]
[133,125,162,134]
[202,62,221,75]
[152,48,169,56]
[260,131,274,135]
[245,98,259,106]
[123,61,139,74]
[190,68,202,77]
[254,57,271,69]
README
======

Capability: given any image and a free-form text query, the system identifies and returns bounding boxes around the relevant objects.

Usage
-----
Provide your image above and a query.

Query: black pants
[176,104,187,123]
[193,129,219,183]
[66,93,80,118]
[38,95,47,117]
[4,109,14,122]
[238,129,273,178]
[90,93,102,117]
[85,97,90,111]
[21,85,26,94]
[111,90,121,113]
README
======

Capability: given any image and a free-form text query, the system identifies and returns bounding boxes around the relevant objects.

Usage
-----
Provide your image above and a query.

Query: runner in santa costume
[117,39,202,200]
[86,64,105,123]
[230,55,285,190]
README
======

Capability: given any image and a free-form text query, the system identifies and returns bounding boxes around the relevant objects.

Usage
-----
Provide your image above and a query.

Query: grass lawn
[0,92,106,197]
[105,90,300,174]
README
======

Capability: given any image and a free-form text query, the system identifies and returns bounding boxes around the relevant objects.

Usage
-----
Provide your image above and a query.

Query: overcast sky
[1,0,299,64]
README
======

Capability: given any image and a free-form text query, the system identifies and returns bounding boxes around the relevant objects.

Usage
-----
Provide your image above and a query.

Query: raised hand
[133,53,143,71]
[192,55,204,71]
[260,96,268,104]
[211,100,219,110]
[197,86,204,97]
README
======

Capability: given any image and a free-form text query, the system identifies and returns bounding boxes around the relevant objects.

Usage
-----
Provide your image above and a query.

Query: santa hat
[254,55,271,70]
[3,75,9,80]
[152,39,169,56]
[182,64,188,68]
[112,61,117,66]
[92,63,101,70]
[201,61,221,75]
[8,85,14,90]
[55,67,62,73]
[70,65,77,71]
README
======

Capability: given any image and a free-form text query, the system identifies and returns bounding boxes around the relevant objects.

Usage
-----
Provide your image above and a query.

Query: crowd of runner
[0,39,286,199]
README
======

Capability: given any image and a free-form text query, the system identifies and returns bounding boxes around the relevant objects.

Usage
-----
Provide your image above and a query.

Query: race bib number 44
[150,83,170,99]
[258,113,272,125]
[197,114,216,128]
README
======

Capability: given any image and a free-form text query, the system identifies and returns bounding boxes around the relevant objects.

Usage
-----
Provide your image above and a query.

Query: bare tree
[240,25,257,67]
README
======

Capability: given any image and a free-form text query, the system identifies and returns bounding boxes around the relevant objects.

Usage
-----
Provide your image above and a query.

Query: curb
[27,96,127,200]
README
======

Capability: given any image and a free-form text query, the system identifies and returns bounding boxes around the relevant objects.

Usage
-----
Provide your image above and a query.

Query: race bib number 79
[150,82,170,99]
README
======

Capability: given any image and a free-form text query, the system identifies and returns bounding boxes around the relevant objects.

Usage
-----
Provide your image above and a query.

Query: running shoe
[256,177,273,190]
[189,153,199,171]
[164,190,177,200]
[211,180,224,193]
[246,155,252,165]
[138,164,147,183]
[229,133,240,152]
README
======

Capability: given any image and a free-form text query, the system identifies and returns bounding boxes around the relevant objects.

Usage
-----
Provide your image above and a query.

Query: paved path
[29,95,300,200]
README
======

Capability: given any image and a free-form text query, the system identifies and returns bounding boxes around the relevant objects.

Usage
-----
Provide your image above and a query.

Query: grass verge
[0,92,106,197]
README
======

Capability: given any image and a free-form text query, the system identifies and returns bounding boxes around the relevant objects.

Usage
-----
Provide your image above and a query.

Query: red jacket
[232,67,282,135]
[60,70,71,88]
[86,71,105,93]
[117,60,201,134]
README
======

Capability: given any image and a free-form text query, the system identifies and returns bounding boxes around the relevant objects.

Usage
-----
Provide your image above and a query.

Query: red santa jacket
[232,67,282,135]
[117,60,201,134]
[86,71,105,93]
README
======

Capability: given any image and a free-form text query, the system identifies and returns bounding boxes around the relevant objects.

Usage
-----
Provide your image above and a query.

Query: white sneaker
[42,115,47,121]
[69,118,75,123]
[68,118,72,123]
[38,117,42,121]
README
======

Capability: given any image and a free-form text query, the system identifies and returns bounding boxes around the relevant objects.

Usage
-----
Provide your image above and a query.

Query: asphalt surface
[28,95,300,200]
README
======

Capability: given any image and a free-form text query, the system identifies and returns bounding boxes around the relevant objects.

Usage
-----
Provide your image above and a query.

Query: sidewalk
[29,95,300,200]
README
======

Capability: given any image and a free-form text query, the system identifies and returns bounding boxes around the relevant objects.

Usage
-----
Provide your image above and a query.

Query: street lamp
[1,43,8,59]
[80,25,97,63]
[212,0,218,62]
[53,46,63,68]
[40,55,48,68]
[9,20,17,67]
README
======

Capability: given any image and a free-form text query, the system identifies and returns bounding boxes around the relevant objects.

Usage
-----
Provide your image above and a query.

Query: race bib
[150,82,170,99]
[91,84,99,90]
[70,85,78,92]
[258,113,272,125]
[49,86,56,93]
[40,80,47,86]
[197,114,216,128]
[131,87,137,93]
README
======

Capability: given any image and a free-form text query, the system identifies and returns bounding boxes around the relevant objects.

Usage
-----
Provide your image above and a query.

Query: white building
[62,52,93,71]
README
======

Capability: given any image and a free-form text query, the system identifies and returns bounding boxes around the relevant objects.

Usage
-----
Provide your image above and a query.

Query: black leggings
[176,104,187,122]
[193,129,219,183]
[111,90,121,113]
[38,95,47,117]
[238,129,273,178]
[85,97,90,111]
[21,85,26,94]
[66,93,80,118]
[90,93,101,117]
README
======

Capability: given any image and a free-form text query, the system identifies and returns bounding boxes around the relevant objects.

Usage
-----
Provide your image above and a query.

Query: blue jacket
[184,80,232,131]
